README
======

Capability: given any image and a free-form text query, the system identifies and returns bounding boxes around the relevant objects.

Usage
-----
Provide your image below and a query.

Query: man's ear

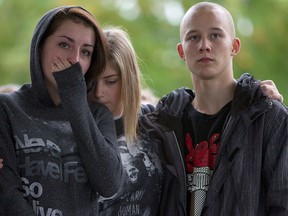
[177,43,185,60]
[231,38,241,56]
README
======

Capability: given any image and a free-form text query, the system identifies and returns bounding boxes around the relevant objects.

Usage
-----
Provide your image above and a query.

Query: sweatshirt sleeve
[53,63,123,197]
[0,97,37,215]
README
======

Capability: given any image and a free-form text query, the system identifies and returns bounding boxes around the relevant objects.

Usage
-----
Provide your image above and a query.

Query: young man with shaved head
[141,2,287,216]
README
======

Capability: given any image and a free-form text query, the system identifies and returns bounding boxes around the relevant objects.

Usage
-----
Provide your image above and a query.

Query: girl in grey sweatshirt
[0,6,122,216]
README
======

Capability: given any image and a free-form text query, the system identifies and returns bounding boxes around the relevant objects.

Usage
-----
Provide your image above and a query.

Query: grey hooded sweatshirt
[0,6,122,216]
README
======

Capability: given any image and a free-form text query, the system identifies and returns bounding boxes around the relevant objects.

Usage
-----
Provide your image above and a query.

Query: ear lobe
[177,43,185,60]
[231,38,241,56]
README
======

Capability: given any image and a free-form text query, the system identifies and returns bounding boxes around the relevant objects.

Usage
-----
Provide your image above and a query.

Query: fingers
[259,80,274,86]
[260,80,276,96]
[52,56,71,72]
[260,80,284,103]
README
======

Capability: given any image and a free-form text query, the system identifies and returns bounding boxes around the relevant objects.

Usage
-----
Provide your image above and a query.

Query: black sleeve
[53,63,123,197]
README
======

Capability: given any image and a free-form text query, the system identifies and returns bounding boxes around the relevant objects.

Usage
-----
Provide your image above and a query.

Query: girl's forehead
[98,65,120,80]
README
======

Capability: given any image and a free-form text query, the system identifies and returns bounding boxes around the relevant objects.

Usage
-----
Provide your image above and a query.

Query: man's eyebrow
[59,35,94,48]
[186,30,198,35]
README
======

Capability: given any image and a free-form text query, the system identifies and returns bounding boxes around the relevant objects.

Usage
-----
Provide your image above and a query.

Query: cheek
[80,59,92,75]
[40,50,52,78]
[111,90,121,105]
[184,45,197,59]
[116,92,122,105]
[110,88,122,111]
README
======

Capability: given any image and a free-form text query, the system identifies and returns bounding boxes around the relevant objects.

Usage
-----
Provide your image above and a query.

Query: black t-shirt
[182,102,231,216]
[99,117,165,216]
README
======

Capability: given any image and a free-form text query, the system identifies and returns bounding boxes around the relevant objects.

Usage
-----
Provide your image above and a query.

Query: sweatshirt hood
[29,6,102,105]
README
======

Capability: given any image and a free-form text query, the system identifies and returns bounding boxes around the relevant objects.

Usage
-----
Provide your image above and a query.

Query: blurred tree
[0,0,287,102]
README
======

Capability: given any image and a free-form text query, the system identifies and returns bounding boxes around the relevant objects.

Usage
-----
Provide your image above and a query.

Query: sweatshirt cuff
[53,62,85,91]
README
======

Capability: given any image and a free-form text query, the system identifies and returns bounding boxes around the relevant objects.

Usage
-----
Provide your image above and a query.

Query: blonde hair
[104,27,142,144]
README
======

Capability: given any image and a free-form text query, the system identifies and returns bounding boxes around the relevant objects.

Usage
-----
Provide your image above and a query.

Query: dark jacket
[140,73,288,216]
[0,6,122,216]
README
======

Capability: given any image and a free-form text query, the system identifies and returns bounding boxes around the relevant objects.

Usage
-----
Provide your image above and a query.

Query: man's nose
[198,38,211,52]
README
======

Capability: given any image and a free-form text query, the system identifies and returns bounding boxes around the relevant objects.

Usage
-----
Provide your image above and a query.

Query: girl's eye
[104,78,120,85]
[106,80,118,85]
[82,49,92,57]
[59,42,69,49]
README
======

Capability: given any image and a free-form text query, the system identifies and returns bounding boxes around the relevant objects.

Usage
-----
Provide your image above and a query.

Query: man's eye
[190,35,199,41]
[211,33,220,39]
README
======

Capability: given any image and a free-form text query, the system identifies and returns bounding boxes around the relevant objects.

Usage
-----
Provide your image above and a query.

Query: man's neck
[192,78,237,115]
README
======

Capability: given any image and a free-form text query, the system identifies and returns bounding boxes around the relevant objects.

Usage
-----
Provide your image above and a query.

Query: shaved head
[179,2,236,42]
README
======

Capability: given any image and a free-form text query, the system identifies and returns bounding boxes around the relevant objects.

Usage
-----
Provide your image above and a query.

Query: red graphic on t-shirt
[185,133,220,173]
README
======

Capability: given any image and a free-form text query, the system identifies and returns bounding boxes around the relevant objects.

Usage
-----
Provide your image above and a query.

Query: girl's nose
[67,50,80,64]
[94,82,105,98]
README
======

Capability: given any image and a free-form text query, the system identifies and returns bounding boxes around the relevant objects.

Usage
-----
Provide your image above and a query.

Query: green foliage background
[0,0,287,103]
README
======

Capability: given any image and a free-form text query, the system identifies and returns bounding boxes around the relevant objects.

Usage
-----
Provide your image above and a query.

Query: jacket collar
[156,87,194,119]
